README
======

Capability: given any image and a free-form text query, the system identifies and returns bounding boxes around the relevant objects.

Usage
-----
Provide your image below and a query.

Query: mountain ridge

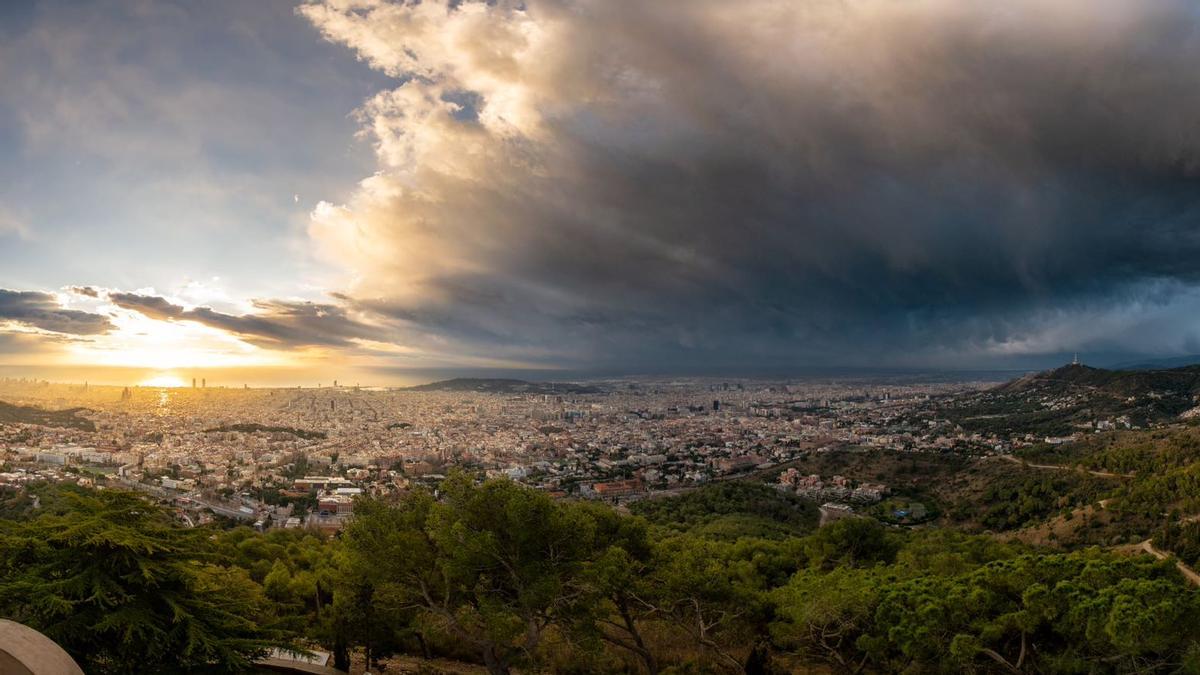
[943,362,1200,435]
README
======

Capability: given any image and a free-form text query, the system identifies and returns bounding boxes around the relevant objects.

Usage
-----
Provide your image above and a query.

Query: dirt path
[1137,539,1200,587]
[992,454,1135,479]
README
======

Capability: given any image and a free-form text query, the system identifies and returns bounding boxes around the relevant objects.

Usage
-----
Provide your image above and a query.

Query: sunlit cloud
[65,307,280,371]
[296,0,1200,370]
[4,0,1200,382]
[0,289,113,335]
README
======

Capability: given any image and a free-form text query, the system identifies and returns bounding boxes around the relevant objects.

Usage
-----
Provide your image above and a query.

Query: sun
[67,308,286,371]
[139,373,187,388]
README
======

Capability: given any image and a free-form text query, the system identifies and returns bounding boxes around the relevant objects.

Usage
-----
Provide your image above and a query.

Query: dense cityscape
[0,375,1005,532]
[6,363,1200,673]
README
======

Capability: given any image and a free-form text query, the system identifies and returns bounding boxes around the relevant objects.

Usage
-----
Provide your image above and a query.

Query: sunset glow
[137,373,187,388]
[65,310,280,371]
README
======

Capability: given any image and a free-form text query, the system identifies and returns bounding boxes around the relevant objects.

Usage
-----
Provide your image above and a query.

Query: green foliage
[771,566,891,672]
[892,529,1025,576]
[870,551,1200,672]
[629,482,819,539]
[1040,428,1200,477]
[0,489,288,674]
[1156,520,1200,568]
[954,472,1111,531]
[642,534,789,670]
[338,475,624,674]
[4,462,1200,674]
[944,364,1200,435]
[804,517,899,570]
[0,481,91,520]
[773,538,1200,674]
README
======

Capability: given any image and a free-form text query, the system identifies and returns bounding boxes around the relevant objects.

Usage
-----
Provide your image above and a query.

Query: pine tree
[0,489,289,674]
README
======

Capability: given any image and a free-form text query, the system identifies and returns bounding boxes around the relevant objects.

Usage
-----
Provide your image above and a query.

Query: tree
[0,489,288,674]
[568,504,661,674]
[866,551,1200,673]
[639,534,774,672]
[771,567,887,674]
[803,518,898,571]
[341,475,610,675]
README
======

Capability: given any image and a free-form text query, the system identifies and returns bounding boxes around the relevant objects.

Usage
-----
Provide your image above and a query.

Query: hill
[404,377,602,395]
[0,400,95,432]
[996,363,1200,398]
[941,363,1200,435]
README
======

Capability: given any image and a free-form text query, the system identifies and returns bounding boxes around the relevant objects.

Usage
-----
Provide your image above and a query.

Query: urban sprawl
[0,376,1080,531]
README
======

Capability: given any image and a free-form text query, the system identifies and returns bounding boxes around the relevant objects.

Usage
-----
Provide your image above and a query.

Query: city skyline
[4,0,1200,386]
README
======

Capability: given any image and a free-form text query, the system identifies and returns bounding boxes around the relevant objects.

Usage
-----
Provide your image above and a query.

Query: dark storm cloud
[0,289,113,335]
[300,0,1200,369]
[108,293,384,349]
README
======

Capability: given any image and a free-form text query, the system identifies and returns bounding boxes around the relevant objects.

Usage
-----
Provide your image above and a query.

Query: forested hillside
[941,363,1200,435]
[2,473,1200,674]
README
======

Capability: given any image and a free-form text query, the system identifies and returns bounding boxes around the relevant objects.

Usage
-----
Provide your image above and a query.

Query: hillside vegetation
[2,477,1200,674]
[630,482,820,539]
[941,363,1200,435]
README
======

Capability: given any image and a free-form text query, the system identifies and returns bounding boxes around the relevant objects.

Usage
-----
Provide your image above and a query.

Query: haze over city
[2,0,1200,387]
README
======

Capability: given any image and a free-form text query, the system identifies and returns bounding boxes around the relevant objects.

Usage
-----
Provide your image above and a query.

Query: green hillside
[942,363,1200,435]
[0,400,95,431]
[4,464,1200,674]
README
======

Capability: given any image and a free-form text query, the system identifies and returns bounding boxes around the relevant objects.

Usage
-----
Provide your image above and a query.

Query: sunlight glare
[139,373,187,388]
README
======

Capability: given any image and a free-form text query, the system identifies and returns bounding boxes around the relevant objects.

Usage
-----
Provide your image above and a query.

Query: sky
[2,0,1200,386]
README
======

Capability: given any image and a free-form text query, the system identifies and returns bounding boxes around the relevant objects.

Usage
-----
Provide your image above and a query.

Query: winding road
[1138,539,1200,587]
[989,456,1200,584]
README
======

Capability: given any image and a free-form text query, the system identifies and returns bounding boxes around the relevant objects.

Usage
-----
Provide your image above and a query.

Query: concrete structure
[0,620,85,675]
[592,478,644,498]
[0,620,347,675]
[257,648,346,674]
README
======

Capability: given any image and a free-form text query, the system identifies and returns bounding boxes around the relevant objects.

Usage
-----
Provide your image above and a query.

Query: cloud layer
[5,1,1200,377]
[0,289,113,335]
[295,0,1200,368]
[107,292,384,349]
